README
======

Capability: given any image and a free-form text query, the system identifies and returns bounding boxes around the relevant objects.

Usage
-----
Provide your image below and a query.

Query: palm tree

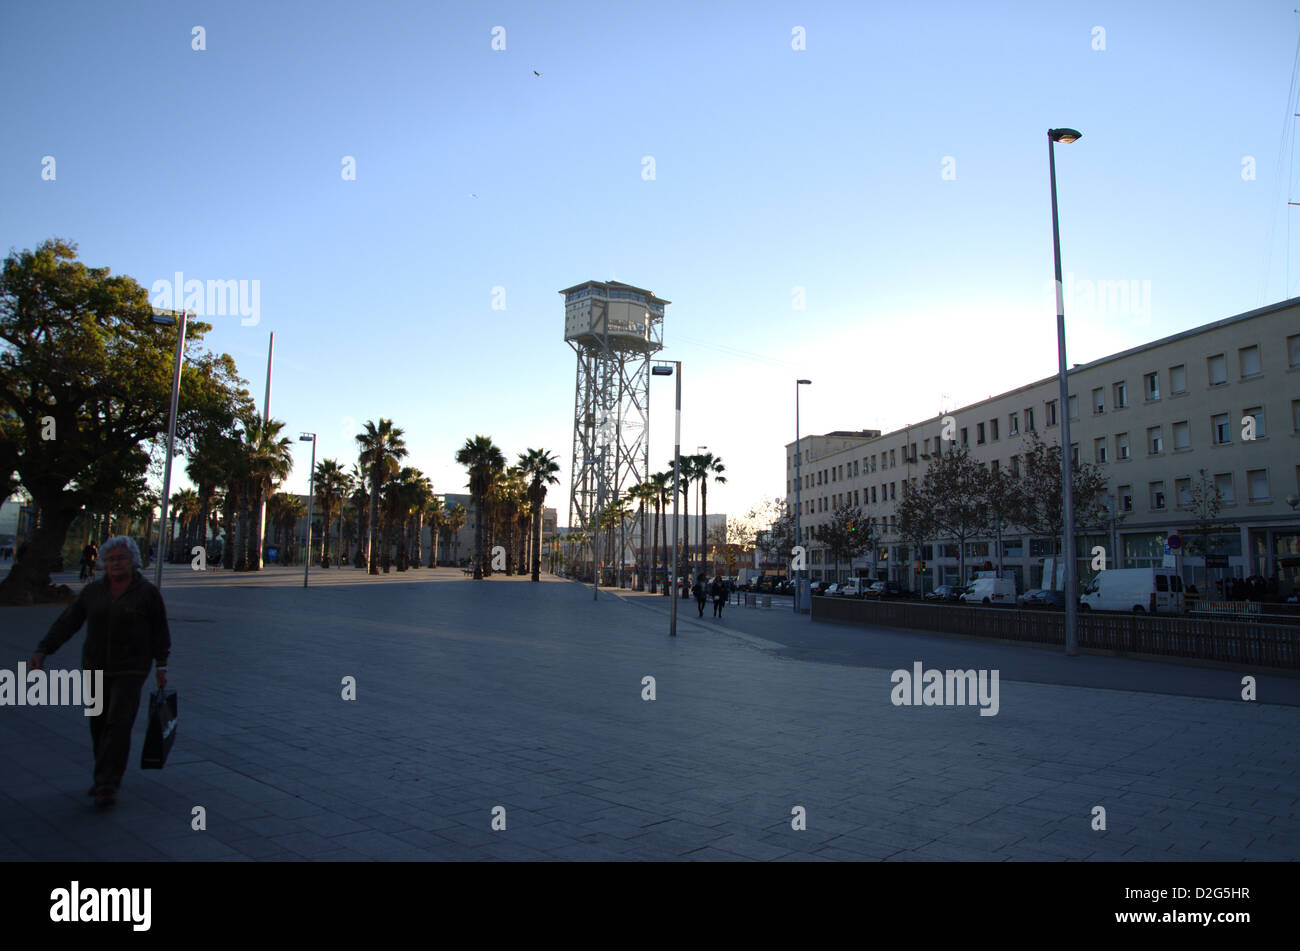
[240,414,294,570]
[518,448,560,582]
[648,472,671,594]
[426,496,444,567]
[694,452,727,577]
[492,467,528,574]
[627,481,655,590]
[599,498,632,585]
[313,458,347,567]
[356,419,408,575]
[405,472,433,569]
[445,502,467,567]
[670,456,697,586]
[455,435,505,579]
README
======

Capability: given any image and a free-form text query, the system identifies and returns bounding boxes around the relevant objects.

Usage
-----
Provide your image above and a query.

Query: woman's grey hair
[99,536,142,571]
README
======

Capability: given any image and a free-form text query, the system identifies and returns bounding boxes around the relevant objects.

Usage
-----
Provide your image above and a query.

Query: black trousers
[713,598,724,616]
[89,674,147,791]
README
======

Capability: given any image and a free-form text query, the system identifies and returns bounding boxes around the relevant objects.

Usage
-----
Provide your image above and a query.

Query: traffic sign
[1167,533,1182,551]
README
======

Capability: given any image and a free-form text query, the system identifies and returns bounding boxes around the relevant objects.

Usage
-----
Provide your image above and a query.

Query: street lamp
[1049,127,1082,655]
[652,361,680,636]
[300,434,316,587]
[794,379,811,613]
[150,309,189,590]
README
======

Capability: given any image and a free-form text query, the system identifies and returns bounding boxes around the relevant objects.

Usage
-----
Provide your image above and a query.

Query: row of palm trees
[454,436,561,581]
[566,450,726,593]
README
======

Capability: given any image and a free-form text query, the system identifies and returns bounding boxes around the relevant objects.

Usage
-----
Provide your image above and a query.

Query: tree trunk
[0,496,78,604]
[367,478,380,574]
[473,496,484,579]
[532,506,542,582]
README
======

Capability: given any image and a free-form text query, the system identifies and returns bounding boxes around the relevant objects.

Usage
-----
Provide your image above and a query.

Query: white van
[1079,567,1184,615]
[960,577,1016,605]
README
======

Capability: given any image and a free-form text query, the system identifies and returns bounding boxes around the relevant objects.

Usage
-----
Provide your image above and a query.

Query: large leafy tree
[822,502,873,582]
[906,444,990,584]
[0,239,241,602]
[519,448,560,582]
[455,435,504,579]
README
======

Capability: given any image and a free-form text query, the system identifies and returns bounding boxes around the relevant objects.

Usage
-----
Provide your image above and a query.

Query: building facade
[784,298,1300,595]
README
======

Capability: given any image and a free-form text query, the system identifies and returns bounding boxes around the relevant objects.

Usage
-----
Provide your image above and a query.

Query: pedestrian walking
[710,574,726,618]
[28,536,171,809]
[693,573,707,617]
[78,541,98,581]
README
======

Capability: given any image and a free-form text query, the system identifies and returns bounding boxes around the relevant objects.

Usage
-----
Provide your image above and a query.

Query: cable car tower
[562,280,668,551]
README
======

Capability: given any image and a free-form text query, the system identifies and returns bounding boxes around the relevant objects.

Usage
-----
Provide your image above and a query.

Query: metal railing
[811,597,1300,668]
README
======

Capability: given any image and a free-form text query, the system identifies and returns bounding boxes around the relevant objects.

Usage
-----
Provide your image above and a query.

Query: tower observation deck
[562,280,668,569]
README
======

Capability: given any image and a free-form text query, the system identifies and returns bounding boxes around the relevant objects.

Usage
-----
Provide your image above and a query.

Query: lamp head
[797,379,812,385]
[651,365,674,376]
[299,434,315,442]
[1049,128,1083,144]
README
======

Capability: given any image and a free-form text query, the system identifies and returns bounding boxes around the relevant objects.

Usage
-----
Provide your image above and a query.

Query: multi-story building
[784,298,1300,595]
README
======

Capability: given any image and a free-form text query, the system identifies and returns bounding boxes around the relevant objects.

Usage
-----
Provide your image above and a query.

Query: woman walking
[692,573,707,617]
[29,536,170,808]
[710,574,726,618]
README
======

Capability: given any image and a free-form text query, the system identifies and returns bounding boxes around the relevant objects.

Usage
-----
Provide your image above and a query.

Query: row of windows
[795,464,1298,528]
[789,334,1300,485]
[1117,467,1279,512]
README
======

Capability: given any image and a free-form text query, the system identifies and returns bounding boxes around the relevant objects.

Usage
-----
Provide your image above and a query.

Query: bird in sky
[533,70,542,77]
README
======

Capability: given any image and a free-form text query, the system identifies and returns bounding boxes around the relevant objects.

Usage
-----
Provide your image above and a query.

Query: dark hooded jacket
[36,570,171,677]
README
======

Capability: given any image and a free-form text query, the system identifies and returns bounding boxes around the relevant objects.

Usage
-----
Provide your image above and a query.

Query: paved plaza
[0,565,1296,861]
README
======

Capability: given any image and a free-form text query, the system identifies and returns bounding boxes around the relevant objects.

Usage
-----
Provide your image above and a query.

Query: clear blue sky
[3,0,1296,522]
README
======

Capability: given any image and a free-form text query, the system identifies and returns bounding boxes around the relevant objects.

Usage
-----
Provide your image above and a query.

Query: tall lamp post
[150,309,189,590]
[1049,127,1082,655]
[652,361,681,636]
[794,379,811,612]
[300,433,316,588]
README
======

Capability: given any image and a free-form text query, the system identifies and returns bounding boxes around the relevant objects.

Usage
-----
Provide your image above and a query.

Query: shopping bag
[140,687,178,769]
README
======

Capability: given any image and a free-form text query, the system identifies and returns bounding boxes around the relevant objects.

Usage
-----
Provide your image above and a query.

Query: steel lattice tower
[562,281,668,556]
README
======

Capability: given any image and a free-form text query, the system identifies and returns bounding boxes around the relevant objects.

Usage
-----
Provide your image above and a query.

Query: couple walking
[692,573,727,618]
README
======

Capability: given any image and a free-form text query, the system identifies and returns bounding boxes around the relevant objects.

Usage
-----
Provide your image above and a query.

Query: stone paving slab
[0,565,1296,861]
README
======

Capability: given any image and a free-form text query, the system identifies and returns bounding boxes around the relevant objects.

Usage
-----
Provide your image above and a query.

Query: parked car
[960,577,1016,606]
[776,580,794,595]
[864,581,906,599]
[840,580,868,598]
[824,583,843,597]
[809,581,829,595]
[1079,567,1184,615]
[1017,588,1066,610]
[925,584,967,602]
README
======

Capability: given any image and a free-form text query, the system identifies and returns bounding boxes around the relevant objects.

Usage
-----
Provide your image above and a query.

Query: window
[911,442,917,460]
[1026,408,1035,431]
[1294,399,1300,433]
[870,486,876,504]
[1242,406,1265,439]
[1009,412,1019,436]
[1010,455,1020,477]
[1215,472,1235,504]
[976,423,985,444]
[1247,469,1269,503]
[1118,485,1133,512]
[1290,334,1300,369]
[1144,372,1159,401]
[990,459,1000,472]
[853,490,859,505]
[1094,437,1108,463]
[960,428,968,447]
[1114,382,1128,408]
[1092,387,1105,414]
[1071,443,1079,465]
[1147,427,1163,455]
[1173,420,1190,451]
[1170,364,1187,394]
[990,418,999,440]
[890,483,896,501]
[922,438,930,455]
[1212,414,1231,444]
[1175,478,1191,509]
[890,449,896,467]
[1067,395,1078,420]
[1149,481,1166,510]
[1239,345,1261,379]
[1116,433,1130,460]
[1208,354,1227,386]
[1046,401,1058,426]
